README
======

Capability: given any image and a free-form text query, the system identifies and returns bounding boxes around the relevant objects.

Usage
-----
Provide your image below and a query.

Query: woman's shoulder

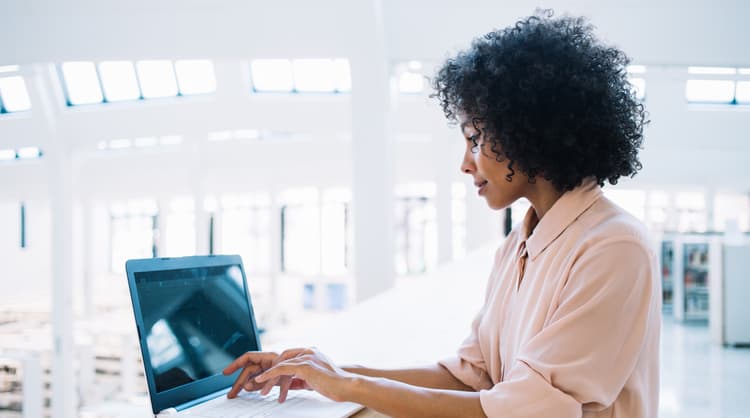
[573,196,654,255]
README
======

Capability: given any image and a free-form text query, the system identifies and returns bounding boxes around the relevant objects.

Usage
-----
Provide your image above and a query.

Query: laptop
[125,255,364,417]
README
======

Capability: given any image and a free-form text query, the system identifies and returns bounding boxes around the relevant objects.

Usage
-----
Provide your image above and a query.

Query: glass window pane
[0,65,20,74]
[628,77,646,100]
[292,59,336,92]
[604,189,646,220]
[399,71,424,93]
[685,80,735,103]
[61,61,103,105]
[714,193,750,232]
[0,76,32,111]
[136,60,178,98]
[251,59,293,92]
[164,197,196,257]
[16,147,41,159]
[332,59,351,92]
[736,81,750,104]
[175,60,217,95]
[627,65,646,74]
[0,149,16,161]
[687,66,736,75]
[98,61,140,102]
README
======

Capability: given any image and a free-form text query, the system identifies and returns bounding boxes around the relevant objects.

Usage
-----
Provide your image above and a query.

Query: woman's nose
[461,150,476,175]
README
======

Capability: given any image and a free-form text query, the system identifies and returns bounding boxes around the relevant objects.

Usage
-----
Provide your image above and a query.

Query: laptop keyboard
[181,390,311,417]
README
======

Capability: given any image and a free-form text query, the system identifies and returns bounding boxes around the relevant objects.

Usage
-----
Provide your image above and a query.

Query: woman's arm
[348,374,486,418]
[342,364,475,391]
[254,352,486,418]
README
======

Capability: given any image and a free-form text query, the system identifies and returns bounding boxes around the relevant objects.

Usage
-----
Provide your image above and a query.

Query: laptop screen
[134,264,259,393]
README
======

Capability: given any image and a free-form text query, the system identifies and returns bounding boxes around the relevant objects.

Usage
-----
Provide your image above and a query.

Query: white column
[31,63,76,418]
[194,192,210,255]
[81,199,93,317]
[192,139,210,256]
[705,188,715,232]
[156,197,169,257]
[268,193,283,326]
[350,0,395,302]
[434,131,456,264]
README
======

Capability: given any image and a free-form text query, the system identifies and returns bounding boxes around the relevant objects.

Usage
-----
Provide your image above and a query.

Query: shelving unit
[683,242,710,321]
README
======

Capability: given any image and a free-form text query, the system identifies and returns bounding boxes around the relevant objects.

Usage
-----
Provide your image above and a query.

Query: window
[174,60,217,95]
[686,80,735,103]
[96,135,182,151]
[736,81,750,104]
[624,65,647,101]
[320,188,351,275]
[62,59,216,106]
[110,199,158,273]
[281,188,321,275]
[220,193,271,274]
[292,59,339,92]
[394,183,438,275]
[0,147,43,162]
[675,191,706,232]
[0,69,32,112]
[61,61,104,105]
[397,61,425,94]
[685,66,750,104]
[136,60,179,98]
[207,129,262,142]
[714,193,749,232]
[250,58,351,93]
[604,189,647,221]
[251,59,294,92]
[163,197,196,257]
[98,61,140,102]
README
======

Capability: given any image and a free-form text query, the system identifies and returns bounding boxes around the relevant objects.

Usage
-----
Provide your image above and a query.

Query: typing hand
[223,351,282,399]
[255,347,356,403]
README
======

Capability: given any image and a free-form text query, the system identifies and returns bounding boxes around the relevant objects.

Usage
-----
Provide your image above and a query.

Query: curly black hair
[432,9,647,191]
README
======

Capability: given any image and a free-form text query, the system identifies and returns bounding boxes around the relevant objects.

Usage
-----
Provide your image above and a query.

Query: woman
[223,10,660,418]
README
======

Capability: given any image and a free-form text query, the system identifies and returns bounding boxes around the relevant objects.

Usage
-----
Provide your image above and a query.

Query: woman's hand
[255,347,358,403]
[222,351,282,399]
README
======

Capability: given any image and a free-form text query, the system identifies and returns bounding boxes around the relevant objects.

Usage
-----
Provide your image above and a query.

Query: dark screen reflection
[134,265,259,393]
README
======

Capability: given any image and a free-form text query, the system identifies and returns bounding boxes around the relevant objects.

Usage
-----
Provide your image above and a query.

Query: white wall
[1,1,749,311]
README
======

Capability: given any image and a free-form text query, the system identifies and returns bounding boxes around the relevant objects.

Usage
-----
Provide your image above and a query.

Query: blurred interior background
[1,1,749,417]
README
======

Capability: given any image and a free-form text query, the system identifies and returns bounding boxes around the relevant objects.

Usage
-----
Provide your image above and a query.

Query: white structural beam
[81,199,94,316]
[434,129,458,264]
[350,0,395,302]
[30,62,77,418]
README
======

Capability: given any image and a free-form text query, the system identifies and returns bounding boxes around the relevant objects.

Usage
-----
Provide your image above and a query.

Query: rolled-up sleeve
[479,239,657,417]
[439,306,493,391]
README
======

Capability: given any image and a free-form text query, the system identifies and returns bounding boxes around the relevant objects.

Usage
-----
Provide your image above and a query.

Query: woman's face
[459,116,528,210]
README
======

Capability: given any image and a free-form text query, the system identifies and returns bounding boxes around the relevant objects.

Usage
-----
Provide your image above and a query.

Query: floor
[659,318,750,418]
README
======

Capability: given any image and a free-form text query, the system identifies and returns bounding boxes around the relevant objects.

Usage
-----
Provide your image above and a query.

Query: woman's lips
[477,180,488,195]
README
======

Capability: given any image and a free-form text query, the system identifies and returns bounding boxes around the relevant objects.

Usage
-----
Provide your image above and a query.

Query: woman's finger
[275,347,315,365]
[277,375,293,403]
[228,364,263,398]
[260,376,279,396]
[256,360,315,383]
[223,351,278,375]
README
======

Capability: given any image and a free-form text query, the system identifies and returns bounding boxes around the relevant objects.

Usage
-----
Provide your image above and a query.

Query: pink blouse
[440,179,661,417]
